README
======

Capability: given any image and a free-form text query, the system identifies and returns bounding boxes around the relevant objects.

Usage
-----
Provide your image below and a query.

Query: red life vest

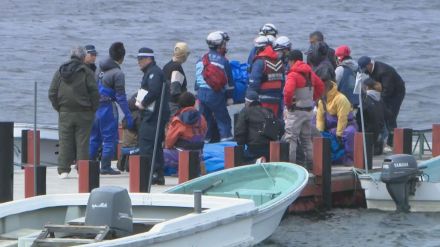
[254,46,284,91]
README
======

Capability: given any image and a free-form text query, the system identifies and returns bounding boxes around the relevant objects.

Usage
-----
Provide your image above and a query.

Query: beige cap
[173,42,190,60]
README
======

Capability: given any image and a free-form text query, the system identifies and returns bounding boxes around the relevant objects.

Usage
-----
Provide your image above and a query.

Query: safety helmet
[259,23,278,36]
[206,31,230,49]
[273,36,291,51]
[254,36,271,48]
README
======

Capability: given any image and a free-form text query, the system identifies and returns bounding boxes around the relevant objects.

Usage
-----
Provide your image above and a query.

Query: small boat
[166,162,309,244]
[359,154,440,212]
[0,187,257,246]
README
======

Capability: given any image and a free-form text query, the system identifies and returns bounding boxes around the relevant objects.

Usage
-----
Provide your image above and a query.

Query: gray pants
[58,111,94,174]
[282,110,313,167]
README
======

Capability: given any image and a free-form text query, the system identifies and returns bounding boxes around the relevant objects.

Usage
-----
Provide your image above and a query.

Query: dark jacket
[307,42,337,70]
[235,102,281,147]
[49,57,99,112]
[87,63,97,72]
[163,60,187,103]
[140,61,170,123]
[308,42,335,82]
[367,61,405,100]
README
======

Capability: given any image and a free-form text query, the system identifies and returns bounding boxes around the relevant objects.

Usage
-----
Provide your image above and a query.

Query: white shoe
[383,145,393,153]
[59,172,69,179]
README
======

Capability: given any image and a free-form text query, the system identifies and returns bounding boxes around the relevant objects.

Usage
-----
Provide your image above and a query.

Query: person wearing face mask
[84,45,98,72]
[163,42,190,116]
[273,36,292,72]
[248,36,285,119]
[358,56,405,149]
[136,47,171,185]
[307,31,337,70]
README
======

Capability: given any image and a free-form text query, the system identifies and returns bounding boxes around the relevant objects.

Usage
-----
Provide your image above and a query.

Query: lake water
[1,1,440,245]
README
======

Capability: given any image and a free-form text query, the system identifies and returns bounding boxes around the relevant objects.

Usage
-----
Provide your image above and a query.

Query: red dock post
[178,150,201,183]
[354,132,374,170]
[24,165,46,198]
[433,124,440,157]
[129,155,152,192]
[78,160,100,193]
[393,128,413,154]
[269,141,290,162]
[312,137,332,209]
[224,145,245,169]
[21,129,40,166]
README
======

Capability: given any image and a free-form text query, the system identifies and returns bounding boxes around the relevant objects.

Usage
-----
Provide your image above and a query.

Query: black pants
[139,118,166,173]
[384,90,405,146]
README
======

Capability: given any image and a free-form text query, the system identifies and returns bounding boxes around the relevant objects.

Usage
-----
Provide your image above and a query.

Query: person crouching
[163,92,207,175]
[316,80,357,164]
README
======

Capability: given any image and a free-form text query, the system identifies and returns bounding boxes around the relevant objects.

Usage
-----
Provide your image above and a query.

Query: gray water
[1,1,440,245]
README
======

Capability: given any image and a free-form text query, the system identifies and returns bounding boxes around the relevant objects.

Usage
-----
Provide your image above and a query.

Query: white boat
[166,162,309,244]
[359,154,440,212]
[0,187,257,247]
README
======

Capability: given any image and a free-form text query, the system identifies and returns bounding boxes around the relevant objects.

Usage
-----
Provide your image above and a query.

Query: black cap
[85,45,97,55]
[109,42,125,61]
[137,47,155,59]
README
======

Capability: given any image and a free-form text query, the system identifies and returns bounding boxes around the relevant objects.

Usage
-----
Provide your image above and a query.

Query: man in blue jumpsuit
[136,47,170,185]
[89,42,134,175]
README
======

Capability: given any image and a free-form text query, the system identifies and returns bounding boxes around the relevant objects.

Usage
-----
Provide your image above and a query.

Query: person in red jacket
[163,92,207,175]
[283,50,324,168]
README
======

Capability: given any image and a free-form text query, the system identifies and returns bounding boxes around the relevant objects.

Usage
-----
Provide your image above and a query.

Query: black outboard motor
[85,186,133,237]
[380,154,422,212]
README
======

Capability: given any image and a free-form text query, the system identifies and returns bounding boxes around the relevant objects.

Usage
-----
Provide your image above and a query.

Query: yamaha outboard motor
[85,186,133,237]
[380,154,422,212]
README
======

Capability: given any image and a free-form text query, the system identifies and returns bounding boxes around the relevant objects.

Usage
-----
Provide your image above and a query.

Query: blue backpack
[230,61,249,103]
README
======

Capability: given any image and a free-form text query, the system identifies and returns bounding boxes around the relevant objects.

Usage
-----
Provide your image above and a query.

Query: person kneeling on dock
[163,92,207,175]
[316,80,357,164]
[235,90,283,162]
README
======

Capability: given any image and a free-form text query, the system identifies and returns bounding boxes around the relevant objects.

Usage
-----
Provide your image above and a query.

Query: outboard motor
[380,154,422,212]
[85,186,133,237]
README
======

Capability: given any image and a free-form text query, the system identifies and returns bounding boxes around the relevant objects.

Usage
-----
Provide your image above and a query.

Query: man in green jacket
[49,46,99,178]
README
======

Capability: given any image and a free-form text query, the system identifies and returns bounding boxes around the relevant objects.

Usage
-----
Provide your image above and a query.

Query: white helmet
[259,23,278,36]
[254,36,271,48]
[273,36,292,51]
[206,31,230,49]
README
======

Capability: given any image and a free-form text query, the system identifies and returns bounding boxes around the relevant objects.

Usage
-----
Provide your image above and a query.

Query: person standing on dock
[84,45,97,72]
[334,45,359,108]
[307,31,337,70]
[136,47,170,185]
[357,56,406,150]
[89,42,134,175]
[49,46,99,179]
[247,23,278,65]
[195,31,234,143]
[163,42,190,116]
[283,50,324,168]
[248,36,284,119]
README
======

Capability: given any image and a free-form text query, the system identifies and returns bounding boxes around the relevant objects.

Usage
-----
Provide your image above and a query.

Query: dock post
[224,145,245,169]
[129,155,152,192]
[78,160,100,193]
[269,141,290,162]
[354,132,374,170]
[312,137,332,210]
[393,128,413,155]
[433,124,440,157]
[0,122,14,202]
[178,150,200,183]
[21,129,41,167]
[194,190,202,214]
[24,165,46,198]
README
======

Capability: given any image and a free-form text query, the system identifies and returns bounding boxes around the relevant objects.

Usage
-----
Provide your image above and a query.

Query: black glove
[336,136,344,149]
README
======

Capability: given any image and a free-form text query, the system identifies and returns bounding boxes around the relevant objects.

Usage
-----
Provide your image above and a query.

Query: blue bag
[320,131,345,163]
[230,61,249,103]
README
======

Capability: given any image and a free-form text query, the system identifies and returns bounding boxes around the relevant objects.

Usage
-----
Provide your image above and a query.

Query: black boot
[100,157,121,175]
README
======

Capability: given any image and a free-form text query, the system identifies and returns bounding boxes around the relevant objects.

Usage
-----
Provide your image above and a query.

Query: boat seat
[207,189,281,205]
[0,240,18,247]
[68,217,165,226]
[0,228,40,240]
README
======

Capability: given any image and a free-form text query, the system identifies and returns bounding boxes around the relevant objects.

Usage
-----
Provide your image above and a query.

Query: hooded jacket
[367,61,405,100]
[308,42,336,82]
[358,90,385,139]
[96,57,126,95]
[316,82,352,137]
[49,57,99,112]
[165,106,207,150]
[248,45,284,103]
[335,58,359,106]
[284,60,324,108]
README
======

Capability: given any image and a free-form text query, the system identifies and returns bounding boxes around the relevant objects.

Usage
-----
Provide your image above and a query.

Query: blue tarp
[203,141,237,173]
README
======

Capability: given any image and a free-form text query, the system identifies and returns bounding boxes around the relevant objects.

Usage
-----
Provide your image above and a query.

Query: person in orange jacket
[163,92,207,175]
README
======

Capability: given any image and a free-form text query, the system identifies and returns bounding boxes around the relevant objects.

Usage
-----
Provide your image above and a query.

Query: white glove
[135,100,145,110]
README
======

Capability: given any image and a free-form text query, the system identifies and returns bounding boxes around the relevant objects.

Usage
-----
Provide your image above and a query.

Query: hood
[340,58,359,72]
[291,60,312,74]
[59,57,84,83]
[326,81,339,102]
[99,57,120,72]
[177,107,201,125]
[366,90,381,101]
[255,45,278,60]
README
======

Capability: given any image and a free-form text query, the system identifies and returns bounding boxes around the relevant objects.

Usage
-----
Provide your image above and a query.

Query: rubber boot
[100,157,121,175]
